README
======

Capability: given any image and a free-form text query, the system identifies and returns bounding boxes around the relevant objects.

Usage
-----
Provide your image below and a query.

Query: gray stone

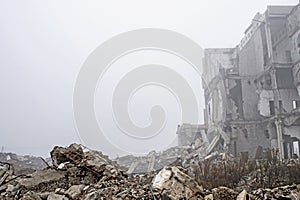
[65,185,84,199]
[20,191,42,200]
[47,193,69,200]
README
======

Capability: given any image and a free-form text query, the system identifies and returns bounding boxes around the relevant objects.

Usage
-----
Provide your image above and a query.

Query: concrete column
[270,68,284,160]
[265,16,285,160]
[265,21,274,63]
[275,118,284,160]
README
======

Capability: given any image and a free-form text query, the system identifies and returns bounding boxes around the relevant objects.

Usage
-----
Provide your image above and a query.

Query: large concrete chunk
[65,185,84,199]
[20,191,41,200]
[50,144,84,167]
[152,166,203,200]
[47,193,69,200]
[236,190,250,200]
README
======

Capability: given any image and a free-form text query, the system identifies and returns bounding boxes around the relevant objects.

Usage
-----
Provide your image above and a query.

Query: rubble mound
[116,142,208,174]
[0,144,200,199]
[0,152,48,175]
[1,144,300,200]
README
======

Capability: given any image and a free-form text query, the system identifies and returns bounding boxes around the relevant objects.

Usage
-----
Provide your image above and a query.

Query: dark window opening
[265,130,270,139]
[234,141,237,157]
[293,100,300,109]
[270,101,275,115]
[297,33,300,48]
[279,100,283,113]
[242,129,248,139]
[269,100,283,114]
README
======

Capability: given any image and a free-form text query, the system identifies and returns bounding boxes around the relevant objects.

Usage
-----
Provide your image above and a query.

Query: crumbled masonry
[0,143,300,199]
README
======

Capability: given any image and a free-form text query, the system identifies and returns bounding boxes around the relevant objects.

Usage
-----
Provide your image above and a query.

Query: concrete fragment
[153,166,203,199]
[237,190,249,200]
[290,192,300,200]
[0,164,9,179]
[55,188,66,195]
[0,163,13,186]
[204,194,213,200]
[38,192,52,199]
[65,185,84,199]
[212,187,238,200]
[152,168,172,190]
[50,144,84,167]
[5,184,14,192]
[47,193,69,200]
[83,191,102,200]
[20,191,42,200]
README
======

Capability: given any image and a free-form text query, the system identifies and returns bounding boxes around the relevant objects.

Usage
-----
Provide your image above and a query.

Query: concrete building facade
[201,4,300,160]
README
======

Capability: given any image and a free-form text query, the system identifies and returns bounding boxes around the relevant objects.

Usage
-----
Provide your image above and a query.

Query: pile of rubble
[116,147,190,174]
[116,142,208,174]
[0,152,48,175]
[0,144,204,200]
[0,143,300,200]
[250,184,300,199]
[236,159,300,191]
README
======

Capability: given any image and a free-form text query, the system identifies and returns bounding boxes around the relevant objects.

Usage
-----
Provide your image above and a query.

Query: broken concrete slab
[20,191,41,200]
[50,144,84,167]
[47,193,69,200]
[65,185,84,199]
[236,189,249,200]
[152,166,203,199]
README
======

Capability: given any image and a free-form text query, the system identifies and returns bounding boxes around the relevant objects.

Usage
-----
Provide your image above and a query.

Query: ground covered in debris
[0,144,300,200]
[0,152,49,175]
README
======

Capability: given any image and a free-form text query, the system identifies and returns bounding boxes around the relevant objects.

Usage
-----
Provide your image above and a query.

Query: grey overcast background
[0,0,298,158]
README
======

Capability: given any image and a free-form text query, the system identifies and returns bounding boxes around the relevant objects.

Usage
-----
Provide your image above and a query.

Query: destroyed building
[201,5,300,160]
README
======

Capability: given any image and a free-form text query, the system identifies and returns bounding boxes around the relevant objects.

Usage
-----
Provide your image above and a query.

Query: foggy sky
[0,0,298,158]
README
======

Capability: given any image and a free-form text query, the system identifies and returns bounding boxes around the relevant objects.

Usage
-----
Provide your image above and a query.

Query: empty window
[233,141,237,157]
[265,130,270,139]
[279,100,283,112]
[242,129,248,139]
[297,33,300,48]
[293,141,299,157]
[269,101,275,115]
[269,100,283,114]
[292,100,300,109]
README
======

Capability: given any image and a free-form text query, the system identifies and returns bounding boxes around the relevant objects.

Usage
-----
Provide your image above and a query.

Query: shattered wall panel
[257,90,274,117]
[227,79,244,120]
[238,25,265,76]
[257,89,299,116]
[284,126,300,140]
[202,48,236,86]
[241,79,261,120]
[229,123,273,158]
[279,89,300,112]
[276,68,295,89]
